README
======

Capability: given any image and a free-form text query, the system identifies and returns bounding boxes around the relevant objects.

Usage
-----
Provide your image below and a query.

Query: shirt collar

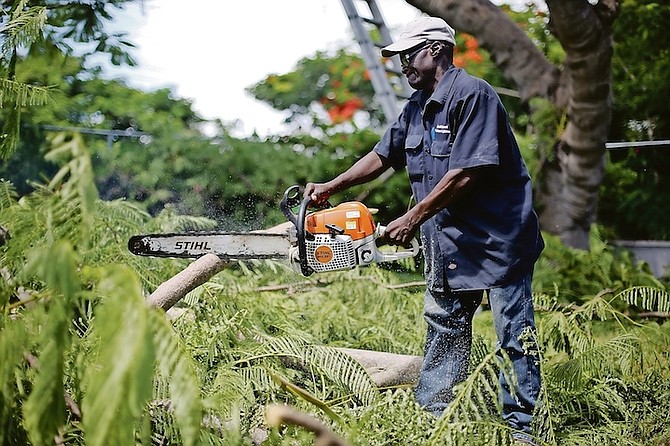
[427,65,459,107]
[406,65,459,109]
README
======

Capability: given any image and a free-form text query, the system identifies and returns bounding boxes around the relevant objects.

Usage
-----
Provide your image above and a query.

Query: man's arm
[384,167,487,245]
[304,151,390,203]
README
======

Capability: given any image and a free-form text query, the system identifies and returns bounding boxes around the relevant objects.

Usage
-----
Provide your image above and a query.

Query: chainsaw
[128,185,420,276]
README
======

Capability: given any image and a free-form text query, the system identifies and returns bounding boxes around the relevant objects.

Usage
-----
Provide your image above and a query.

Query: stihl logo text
[174,241,211,250]
[314,245,334,264]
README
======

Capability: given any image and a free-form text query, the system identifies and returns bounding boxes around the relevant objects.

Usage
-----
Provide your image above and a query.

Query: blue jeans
[414,272,541,437]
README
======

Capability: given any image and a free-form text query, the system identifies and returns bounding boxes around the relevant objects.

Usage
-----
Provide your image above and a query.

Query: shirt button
[428,175,433,180]
[436,225,441,231]
[448,262,458,270]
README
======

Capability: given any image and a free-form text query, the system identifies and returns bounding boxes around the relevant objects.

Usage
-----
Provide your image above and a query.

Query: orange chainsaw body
[305,202,376,240]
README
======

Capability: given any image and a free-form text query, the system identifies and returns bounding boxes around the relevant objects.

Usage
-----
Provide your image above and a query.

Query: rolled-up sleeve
[449,88,502,170]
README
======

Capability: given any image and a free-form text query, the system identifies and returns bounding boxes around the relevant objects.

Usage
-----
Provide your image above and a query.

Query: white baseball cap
[381,16,456,57]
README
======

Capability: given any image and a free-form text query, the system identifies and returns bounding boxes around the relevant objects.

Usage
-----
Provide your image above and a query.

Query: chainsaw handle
[374,225,421,262]
[295,193,315,276]
[280,185,302,226]
[279,185,316,276]
[280,184,332,225]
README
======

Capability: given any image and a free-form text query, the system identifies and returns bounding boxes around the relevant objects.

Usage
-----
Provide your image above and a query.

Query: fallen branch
[147,254,230,311]
[265,404,351,446]
[335,348,422,388]
[638,311,670,319]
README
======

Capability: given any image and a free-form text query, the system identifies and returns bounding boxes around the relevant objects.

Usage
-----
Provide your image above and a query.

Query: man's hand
[383,212,421,247]
[303,182,333,205]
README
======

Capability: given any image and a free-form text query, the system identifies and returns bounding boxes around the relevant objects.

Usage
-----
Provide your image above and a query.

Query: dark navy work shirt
[374,66,544,292]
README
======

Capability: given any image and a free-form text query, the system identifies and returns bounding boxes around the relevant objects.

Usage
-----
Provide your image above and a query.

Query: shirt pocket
[404,134,424,179]
[404,134,423,153]
[429,140,452,158]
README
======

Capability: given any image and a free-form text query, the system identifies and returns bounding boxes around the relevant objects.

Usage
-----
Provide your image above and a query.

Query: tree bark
[404,0,618,249]
[147,254,230,311]
[541,0,617,249]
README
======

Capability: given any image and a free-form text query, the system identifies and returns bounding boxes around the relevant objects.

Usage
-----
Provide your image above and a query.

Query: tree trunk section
[539,0,617,249]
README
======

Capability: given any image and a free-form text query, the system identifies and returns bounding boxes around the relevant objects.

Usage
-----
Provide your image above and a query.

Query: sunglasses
[399,42,432,67]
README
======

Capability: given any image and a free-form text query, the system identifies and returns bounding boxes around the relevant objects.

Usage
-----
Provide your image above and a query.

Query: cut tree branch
[147,253,229,311]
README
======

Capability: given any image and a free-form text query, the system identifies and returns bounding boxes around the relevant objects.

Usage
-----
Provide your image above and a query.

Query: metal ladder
[339,0,413,124]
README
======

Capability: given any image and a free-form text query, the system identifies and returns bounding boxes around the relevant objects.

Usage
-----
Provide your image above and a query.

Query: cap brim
[381,38,426,57]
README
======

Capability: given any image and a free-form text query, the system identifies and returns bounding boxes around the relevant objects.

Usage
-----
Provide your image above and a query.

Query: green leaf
[151,310,203,446]
[26,240,80,299]
[615,285,670,313]
[22,241,80,445]
[82,265,155,446]
[22,305,68,445]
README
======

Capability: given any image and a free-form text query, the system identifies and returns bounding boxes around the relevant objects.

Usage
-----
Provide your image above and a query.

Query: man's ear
[429,42,443,57]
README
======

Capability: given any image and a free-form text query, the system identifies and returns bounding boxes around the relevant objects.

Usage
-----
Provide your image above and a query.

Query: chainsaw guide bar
[127,231,293,260]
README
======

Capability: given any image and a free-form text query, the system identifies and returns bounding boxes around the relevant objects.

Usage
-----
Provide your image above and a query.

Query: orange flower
[464,35,479,51]
[327,97,363,123]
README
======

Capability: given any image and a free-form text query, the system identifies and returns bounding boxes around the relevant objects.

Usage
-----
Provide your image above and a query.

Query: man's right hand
[303,182,333,205]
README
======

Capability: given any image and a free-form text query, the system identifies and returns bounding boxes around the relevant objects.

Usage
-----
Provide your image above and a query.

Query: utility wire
[39,124,150,148]
[606,140,670,150]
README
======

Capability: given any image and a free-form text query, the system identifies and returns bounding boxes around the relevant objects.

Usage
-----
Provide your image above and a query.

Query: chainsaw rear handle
[374,225,421,262]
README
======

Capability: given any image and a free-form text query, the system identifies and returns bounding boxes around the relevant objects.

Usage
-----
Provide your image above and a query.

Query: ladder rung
[340,0,413,121]
[361,16,383,27]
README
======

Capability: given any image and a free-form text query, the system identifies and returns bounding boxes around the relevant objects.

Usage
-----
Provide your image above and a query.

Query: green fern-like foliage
[0,1,47,53]
[0,1,51,159]
[615,285,670,313]
[533,280,670,446]
[0,132,208,444]
[533,227,666,306]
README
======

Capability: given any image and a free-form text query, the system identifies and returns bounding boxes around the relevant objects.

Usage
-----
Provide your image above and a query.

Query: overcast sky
[110,0,421,137]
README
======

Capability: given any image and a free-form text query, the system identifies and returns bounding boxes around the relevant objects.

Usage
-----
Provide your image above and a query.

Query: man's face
[400,42,437,91]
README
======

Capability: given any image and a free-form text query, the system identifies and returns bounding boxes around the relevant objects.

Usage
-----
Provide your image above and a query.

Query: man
[304,16,543,445]
[305,17,544,444]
